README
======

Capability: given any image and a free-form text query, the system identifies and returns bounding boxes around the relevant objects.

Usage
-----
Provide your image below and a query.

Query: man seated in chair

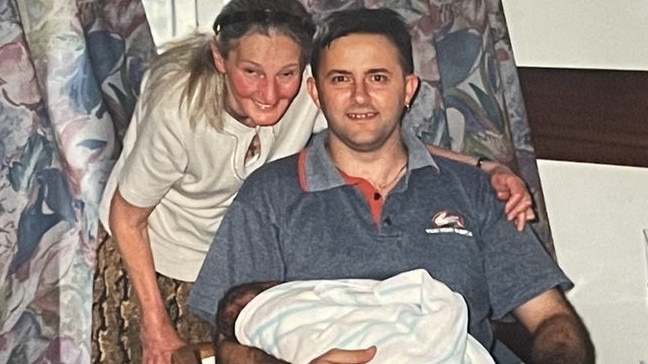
[188,7,595,364]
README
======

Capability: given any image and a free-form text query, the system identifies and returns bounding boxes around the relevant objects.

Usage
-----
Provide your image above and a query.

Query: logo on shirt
[425,210,473,236]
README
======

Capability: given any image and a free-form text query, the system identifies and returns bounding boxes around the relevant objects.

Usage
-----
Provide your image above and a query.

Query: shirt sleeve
[188,197,286,324]
[117,82,189,208]
[475,176,572,319]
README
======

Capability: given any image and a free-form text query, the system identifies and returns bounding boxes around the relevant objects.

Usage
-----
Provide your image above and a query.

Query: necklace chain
[375,162,407,191]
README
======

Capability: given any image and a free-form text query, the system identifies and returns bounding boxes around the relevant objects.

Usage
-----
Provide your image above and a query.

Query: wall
[142,0,223,46]
[537,161,648,363]
[503,0,648,361]
[502,0,648,71]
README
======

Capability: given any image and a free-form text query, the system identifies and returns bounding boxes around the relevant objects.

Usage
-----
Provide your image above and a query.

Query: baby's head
[215,281,281,340]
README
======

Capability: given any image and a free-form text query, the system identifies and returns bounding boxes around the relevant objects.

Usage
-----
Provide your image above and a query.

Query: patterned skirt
[91,228,213,363]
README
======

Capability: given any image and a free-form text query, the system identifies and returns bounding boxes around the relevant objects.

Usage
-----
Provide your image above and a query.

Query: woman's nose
[258,78,278,105]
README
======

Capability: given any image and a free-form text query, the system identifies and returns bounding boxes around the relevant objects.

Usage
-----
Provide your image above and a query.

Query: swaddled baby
[216,269,494,364]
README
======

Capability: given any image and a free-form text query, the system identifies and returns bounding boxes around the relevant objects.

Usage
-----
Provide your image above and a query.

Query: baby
[215,269,495,364]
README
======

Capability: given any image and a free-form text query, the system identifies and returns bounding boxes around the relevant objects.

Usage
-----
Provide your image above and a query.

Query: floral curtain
[302,0,555,255]
[0,0,155,362]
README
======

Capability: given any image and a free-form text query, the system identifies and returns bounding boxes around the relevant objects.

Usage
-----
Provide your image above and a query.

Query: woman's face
[212,32,303,127]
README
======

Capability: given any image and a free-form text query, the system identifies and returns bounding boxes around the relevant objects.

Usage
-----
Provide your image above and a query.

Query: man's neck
[327,136,408,195]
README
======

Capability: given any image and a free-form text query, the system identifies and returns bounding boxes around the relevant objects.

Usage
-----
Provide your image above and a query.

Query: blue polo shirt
[189,126,571,363]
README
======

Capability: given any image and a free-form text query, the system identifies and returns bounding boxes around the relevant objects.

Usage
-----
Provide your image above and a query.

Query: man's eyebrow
[366,68,391,74]
[323,68,392,77]
[324,69,352,77]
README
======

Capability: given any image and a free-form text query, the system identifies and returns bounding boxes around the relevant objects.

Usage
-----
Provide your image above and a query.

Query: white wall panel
[142,0,224,47]
[538,160,648,363]
[502,0,648,70]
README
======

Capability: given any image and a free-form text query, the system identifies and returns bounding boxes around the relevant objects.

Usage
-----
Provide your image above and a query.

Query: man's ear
[404,74,420,107]
[210,39,227,74]
[306,77,322,109]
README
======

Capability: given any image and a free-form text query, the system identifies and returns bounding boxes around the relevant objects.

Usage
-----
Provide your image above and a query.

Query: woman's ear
[210,39,227,74]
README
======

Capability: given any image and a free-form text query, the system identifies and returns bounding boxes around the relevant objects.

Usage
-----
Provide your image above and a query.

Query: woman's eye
[281,71,295,77]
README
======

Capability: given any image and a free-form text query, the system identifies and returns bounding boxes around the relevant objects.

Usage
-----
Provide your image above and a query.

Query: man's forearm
[218,338,288,364]
[531,313,595,364]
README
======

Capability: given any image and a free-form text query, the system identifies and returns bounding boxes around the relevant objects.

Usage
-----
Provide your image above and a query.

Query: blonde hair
[146,33,225,130]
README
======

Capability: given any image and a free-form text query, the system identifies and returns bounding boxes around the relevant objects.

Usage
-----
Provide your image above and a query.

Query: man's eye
[371,74,387,82]
[331,75,348,83]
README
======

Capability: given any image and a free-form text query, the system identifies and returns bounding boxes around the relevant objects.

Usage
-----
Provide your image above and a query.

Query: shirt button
[373,192,381,200]
[384,217,392,226]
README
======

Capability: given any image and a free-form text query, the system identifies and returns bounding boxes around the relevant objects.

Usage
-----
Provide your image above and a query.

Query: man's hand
[140,319,186,364]
[480,160,535,231]
[310,347,377,364]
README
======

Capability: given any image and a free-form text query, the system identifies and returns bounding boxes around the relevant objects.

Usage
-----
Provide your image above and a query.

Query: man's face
[307,33,418,153]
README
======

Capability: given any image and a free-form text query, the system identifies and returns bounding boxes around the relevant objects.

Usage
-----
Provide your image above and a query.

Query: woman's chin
[248,111,286,127]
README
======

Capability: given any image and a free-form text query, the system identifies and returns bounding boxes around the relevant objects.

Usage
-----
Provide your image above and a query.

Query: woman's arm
[109,188,185,364]
[425,144,534,231]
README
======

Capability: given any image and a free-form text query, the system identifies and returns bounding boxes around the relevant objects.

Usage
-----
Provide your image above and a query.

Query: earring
[404,102,411,111]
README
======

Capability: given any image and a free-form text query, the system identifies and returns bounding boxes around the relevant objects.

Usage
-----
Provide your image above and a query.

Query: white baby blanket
[235,269,494,364]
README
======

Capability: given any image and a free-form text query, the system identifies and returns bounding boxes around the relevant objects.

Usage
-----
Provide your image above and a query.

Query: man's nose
[352,80,369,104]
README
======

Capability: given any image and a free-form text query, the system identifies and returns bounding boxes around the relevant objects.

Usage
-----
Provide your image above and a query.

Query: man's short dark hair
[310,8,414,79]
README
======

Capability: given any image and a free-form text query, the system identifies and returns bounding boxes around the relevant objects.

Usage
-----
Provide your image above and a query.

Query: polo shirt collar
[300,124,439,192]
